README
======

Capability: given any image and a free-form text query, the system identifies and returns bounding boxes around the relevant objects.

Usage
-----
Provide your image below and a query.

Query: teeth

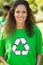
[19,18,23,19]
[20,19,23,20]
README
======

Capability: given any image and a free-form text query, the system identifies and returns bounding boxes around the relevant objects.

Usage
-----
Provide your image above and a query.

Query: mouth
[19,18,24,20]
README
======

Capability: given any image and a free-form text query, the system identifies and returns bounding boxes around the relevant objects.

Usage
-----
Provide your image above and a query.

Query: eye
[16,11,20,13]
[22,11,26,13]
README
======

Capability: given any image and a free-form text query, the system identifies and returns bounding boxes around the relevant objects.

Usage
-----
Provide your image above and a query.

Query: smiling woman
[14,4,27,29]
[0,0,42,65]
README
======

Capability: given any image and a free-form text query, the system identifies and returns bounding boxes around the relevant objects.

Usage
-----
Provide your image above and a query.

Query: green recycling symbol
[12,38,30,55]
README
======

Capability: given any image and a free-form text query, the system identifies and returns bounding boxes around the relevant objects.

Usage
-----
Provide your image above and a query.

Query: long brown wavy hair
[3,0,36,37]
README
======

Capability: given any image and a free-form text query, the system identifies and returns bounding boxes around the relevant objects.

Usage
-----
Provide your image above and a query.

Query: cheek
[14,13,19,19]
[24,14,27,19]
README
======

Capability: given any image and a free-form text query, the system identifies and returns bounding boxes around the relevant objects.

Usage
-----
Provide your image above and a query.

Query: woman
[0,0,42,65]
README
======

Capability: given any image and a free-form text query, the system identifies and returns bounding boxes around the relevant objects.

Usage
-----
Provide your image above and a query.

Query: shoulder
[33,25,42,36]
[33,25,41,32]
[0,30,4,40]
[0,16,2,20]
[0,16,3,23]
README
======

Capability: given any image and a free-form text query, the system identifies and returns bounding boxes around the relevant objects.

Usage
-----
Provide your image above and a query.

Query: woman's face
[14,5,27,23]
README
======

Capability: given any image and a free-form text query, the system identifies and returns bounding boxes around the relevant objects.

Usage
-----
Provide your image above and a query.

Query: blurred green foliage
[27,0,43,13]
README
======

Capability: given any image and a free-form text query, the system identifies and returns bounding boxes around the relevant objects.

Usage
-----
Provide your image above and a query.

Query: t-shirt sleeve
[0,32,5,57]
[36,26,42,54]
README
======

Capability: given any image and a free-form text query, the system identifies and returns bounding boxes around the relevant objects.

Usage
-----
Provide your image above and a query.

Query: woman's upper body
[0,0,42,65]
[0,25,42,65]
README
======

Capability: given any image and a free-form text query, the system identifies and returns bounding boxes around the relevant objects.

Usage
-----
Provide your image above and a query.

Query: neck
[2,15,6,18]
[16,22,25,29]
[3,14,7,18]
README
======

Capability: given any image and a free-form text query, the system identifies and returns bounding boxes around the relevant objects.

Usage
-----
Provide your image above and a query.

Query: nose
[19,12,23,17]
